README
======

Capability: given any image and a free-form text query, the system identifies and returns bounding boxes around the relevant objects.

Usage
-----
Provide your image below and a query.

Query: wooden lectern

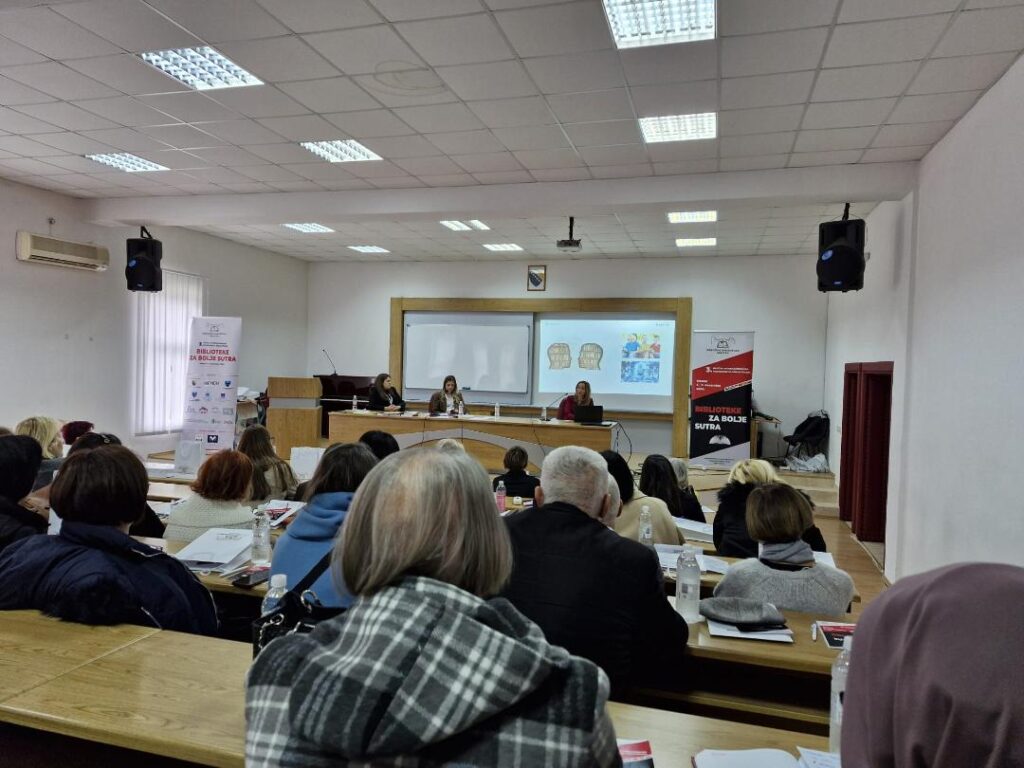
[265,377,322,460]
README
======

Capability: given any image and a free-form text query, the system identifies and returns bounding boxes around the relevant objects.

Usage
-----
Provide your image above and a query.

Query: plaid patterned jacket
[246,576,622,767]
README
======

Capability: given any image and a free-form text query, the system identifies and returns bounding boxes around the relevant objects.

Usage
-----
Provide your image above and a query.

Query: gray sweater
[713,558,855,617]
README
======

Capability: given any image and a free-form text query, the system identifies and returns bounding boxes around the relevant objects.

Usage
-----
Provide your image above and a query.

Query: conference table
[0,611,829,767]
[328,410,616,473]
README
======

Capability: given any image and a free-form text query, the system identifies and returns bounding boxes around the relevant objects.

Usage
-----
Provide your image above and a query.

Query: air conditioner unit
[15,230,109,272]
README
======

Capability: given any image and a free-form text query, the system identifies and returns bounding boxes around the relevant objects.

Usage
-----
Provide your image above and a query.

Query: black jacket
[502,501,688,697]
[678,487,706,522]
[713,481,827,558]
[367,387,406,412]
[492,469,541,499]
[0,498,47,555]
[0,521,218,635]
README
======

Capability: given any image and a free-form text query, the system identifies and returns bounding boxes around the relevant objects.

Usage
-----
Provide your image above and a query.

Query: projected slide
[405,323,530,394]
[538,318,675,396]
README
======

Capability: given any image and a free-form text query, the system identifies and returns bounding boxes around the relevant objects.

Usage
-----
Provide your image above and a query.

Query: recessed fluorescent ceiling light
[348,245,389,253]
[283,223,334,233]
[602,0,716,48]
[676,237,717,247]
[86,152,167,172]
[640,112,717,143]
[140,46,262,90]
[483,243,523,252]
[668,210,718,223]
[440,220,471,231]
[302,140,381,163]
[467,220,490,230]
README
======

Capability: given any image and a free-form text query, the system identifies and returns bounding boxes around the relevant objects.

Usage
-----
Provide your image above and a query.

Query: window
[134,271,204,435]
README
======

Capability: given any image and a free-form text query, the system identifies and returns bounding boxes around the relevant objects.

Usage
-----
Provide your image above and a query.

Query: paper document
[796,748,841,768]
[697,553,730,574]
[289,447,325,479]
[693,748,801,767]
[174,528,253,572]
[675,518,714,542]
[655,544,729,575]
[261,500,305,528]
[701,505,716,517]
[706,620,794,644]
[812,551,837,568]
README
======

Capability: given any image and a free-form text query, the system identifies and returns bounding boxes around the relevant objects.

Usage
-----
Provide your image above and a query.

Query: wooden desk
[663,559,862,603]
[147,481,190,502]
[137,538,268,599]
[329,410,615,473]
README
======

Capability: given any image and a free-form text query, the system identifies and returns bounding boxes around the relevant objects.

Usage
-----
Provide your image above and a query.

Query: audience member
[503,446,688,697]
[714,459,826,557]
[602,450,685,546]
[492,445,541,499]
[435,437,465,453]
[842,563,1024,767]
[0,435,47,554]
[247,448,618,766]
[0,427,11,436]
[271,443,377,609]
[367,372,405,412]
[237,425,298,501]
[15,416,63,491]
[601,473,621,528]
[358,429,400,461]
[61,420,94,447]
[0,446,217,634]
[713,483,853,617]
[668,456,707,522]
[165,450,254,542]
[639,454,705,522]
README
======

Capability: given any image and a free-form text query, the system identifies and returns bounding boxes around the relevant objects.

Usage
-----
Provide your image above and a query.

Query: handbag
[251,551,345,657]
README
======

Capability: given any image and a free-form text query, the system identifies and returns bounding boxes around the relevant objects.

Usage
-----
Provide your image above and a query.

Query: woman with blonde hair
[15,416,63,492]
[428,374,466,415]
[237,425,298,501]
[246,448,619,766]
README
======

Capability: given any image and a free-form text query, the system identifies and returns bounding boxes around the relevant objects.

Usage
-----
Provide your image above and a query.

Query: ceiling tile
[210,86,310,118]
[135,148,210,169]
[304,25,425,74]
[197,119,287,144]
[588,163,653,178]
[872,120,954,146]
[0,134,66,156]
[79,127,172,152]
[278,78,381,113]
[25,132,115,155]
[530,167,590,181]
[139,93,241,123]
[0,36,48,67]
[794,126,878,151]
[256,0,384,32]
[53,0,202,52]
[719,105,805,135]
[418,173,478,186]
[352,70,456,107]
[887,90,982,123]
[644,139,718,161]
[493,124,569,150]
[65,54,188,96]
[13,102,119,131]
[495,2,613,58]
[0,6,120,59]
[0,62,118,100]
[720,131,796,157]
[620,40,718,86]
[0,157,65,175]
[182,166,251,184]
[0,107,60,134]
[450,151,522,172]
[146,0,290,41]
[839,0,961,22]
[217,37,339,82]
[280,161,356,180]
[0,75,54,106]
[629,80,718,117]
[524,50,626,94]
[393,155,464,175]
[233,163,304,181]
[139,123,226,148]
[484,0,569,8]
[824,15,951,67]
[324,109,413,137]
[861,144,931,162]
[562,119,642,146]
[187,147,271,166]
[549,89,634,122]
[370,0,484,20]
[361,134,443,157]
[467,96,554,128]
[719,154,790,171]
[719,0,839,35]
[256,114,343,141]
[802,97,897,128]
[392,102,485,132]
[43,154,120,171]
[471,170,534,183]
[721,71,815,109]
[812,62,920,101]
[246,142,321,163]
[72,96,175,127]
[933,6,1024,56]
[722,28,828,78]
[397,14,514,65]
[577,144,648,166]
[653,158,718,174]
[425,129,506,154]
[908,51,1017,94]
[436,60,538,102]
[788,149,863,166]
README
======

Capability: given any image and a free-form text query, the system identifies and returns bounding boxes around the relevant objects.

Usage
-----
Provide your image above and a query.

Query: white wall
[0,178,308,452]
[307,255,828,455]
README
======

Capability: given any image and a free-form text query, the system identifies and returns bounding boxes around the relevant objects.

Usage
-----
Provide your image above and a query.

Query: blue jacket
[271,492,353,608]
[0,521,218,635]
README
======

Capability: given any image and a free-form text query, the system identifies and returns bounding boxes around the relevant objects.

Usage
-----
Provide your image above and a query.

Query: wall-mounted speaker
[817,209,865,292]
[126,226,162,292]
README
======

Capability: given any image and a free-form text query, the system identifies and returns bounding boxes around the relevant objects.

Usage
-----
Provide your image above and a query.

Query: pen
[811,622,818,642]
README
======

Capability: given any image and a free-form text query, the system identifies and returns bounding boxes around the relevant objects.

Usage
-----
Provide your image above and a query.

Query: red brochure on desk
[618,739,655,767]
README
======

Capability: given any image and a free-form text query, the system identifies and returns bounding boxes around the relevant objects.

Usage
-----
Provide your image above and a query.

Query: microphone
[322,348,337,375]
[540,392,569,421]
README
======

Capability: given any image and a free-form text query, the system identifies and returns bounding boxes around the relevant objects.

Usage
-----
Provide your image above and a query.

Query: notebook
[675,518,714,542]
[692,747,839,767]
[174,528,253,573]
[706,620,794,644]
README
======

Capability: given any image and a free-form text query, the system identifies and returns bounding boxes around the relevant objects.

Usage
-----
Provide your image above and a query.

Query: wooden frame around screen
[389,297,694,457]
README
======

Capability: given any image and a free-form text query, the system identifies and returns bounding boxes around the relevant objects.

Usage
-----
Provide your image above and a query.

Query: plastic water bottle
[458,402,464,416]
[495,480,507,513]
[541,405,547,421]
[675,549,702,621]
[829,636,853,752]
[351,394,357,411]
[494,402,501,418]
[251,508,271,566]
[261,574,288,616]
[639,505,654,548]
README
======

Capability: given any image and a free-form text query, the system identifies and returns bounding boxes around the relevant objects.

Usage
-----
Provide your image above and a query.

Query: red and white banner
[689,331,754,468]
[180,316,242,457]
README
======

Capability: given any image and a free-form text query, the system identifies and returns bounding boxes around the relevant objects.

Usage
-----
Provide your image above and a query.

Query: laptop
[574,405,605,426]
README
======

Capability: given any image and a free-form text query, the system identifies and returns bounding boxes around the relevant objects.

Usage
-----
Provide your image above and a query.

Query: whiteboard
[404,323,531,394]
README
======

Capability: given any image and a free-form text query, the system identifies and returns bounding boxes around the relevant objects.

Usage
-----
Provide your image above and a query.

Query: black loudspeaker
[817,214,865,292]
[126,226,162,292]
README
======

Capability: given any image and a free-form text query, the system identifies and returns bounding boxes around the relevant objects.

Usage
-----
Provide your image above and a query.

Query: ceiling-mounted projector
[557,216,582,252]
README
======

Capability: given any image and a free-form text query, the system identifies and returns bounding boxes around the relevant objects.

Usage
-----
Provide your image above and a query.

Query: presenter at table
[428,374,466,415]
[557,380,594,420]
[367,373,406,412]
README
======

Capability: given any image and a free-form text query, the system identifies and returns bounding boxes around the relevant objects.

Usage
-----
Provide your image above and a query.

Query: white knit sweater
[164,494,254,543]
[713,558,855,618]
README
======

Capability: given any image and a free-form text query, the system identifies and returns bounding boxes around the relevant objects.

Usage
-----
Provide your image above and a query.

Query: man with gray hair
[502,446,688,697]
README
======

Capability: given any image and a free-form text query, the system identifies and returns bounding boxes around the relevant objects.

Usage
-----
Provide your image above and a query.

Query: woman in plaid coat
[246,447,621,768]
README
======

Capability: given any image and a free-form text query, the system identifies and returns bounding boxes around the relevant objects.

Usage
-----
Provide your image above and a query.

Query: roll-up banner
[180,316,242,458]
[689,331,754,468]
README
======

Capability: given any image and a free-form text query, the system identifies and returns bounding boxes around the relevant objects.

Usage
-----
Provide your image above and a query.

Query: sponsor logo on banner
[179,317,241,457]
[690,331,754,467]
